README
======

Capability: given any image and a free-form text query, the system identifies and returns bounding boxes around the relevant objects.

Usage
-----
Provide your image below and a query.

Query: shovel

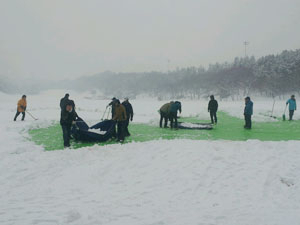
[282,105,287,121]
[26,110,38,120]
[270,99,277,119]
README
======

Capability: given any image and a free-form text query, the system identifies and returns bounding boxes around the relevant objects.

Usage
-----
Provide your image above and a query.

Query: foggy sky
[1,0,299,80]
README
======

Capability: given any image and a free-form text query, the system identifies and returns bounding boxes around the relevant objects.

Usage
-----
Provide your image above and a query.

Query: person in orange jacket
[14,95,27,121]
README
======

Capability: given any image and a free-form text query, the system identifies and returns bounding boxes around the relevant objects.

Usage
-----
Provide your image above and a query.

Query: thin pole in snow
[244,41,249,57]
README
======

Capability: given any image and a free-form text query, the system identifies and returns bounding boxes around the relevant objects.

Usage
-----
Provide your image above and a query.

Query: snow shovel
[106,107,111,120]
[270,99,277,119]
[101,106,111,121]
[282,105,287,121]
[101,107,108,121]
[26,110,38,120]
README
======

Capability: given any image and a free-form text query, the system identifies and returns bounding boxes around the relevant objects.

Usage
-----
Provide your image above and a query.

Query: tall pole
[244,41,249,57]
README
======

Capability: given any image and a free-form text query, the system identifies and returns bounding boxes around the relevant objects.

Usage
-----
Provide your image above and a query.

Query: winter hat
[66,100,73,106]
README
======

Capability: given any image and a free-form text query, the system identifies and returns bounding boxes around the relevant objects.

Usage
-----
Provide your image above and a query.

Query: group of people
[159,101,182,128]
[107,97,134,142]
[59,94,134,147]
[158,95,218,129]
[13,93,297,147]
[242,95,297,129]
[158,95,296,130]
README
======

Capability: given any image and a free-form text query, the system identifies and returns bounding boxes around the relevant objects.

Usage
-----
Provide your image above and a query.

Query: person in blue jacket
[244,96,253,129]
[169,101,182,129]
[286,95,297,121]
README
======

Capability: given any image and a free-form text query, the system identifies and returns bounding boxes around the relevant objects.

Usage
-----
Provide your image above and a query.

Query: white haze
[0,0,300,80]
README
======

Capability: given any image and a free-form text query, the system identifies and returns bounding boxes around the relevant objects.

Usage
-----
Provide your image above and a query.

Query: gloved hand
[72,121,76,125]
[130,117,133,121]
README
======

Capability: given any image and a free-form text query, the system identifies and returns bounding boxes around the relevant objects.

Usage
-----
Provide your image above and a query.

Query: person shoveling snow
[13,95,27,121]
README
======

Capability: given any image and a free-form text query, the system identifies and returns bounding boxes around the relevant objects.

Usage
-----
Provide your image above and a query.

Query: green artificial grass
[29,112,300,151]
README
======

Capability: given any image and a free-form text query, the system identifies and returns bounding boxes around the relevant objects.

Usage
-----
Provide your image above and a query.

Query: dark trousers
[289,110,294,120]
[112,125,117,138]
[61,124,71,147]
[169,112,178,129]
[210,111,217,124]
[244,114,252,129]
[160,112,168,128]
[117,121,126,141]
[124,119,130,136]
[14,111,25,121]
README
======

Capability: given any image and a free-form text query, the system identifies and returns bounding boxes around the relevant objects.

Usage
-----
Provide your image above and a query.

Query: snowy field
[1,90,300,225]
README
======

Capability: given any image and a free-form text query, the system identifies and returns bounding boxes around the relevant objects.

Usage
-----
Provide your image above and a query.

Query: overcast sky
[0,0,299,80]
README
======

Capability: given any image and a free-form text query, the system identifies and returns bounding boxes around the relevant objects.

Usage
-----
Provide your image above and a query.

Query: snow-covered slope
[1,91,300,225]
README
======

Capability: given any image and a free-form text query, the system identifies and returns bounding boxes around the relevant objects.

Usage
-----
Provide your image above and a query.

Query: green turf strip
[29,112,300,150]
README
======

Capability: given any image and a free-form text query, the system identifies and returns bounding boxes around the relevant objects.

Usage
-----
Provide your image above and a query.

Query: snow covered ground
[1,90,300,225]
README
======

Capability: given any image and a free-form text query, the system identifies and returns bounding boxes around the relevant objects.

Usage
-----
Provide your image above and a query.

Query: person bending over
[159,101,173,128]
[169,101,182,129]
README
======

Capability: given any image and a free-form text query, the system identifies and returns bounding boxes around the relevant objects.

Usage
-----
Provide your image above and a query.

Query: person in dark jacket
[244,96,253,129]
[60,93,78,121]
[112,100,127,142]
[159,102,173,128]
[60,101,77,148]
[14,95,27,121]
[60,93,69,110]
[122,98,134,136]
[208,95,218,124]
[286,95,297,120]
[107,97,117,119]
[169,101,182,129]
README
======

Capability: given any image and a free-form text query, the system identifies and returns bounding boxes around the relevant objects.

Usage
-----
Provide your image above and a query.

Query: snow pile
[179,122,212,129]
[1,90,300,225]
[1,140,300,225]
[87,128,107,135]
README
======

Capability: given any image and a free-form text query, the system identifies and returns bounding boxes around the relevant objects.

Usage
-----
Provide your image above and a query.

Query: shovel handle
[284,104,287,114]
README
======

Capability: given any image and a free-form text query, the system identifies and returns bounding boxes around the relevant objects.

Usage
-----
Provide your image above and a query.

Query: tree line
[1,49,300,99]
[70,49,300,100]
